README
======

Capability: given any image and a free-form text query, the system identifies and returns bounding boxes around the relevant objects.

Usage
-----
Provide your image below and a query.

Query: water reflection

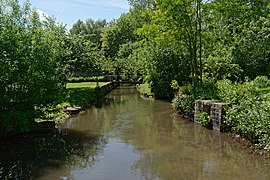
[0,129,107,179]
[1,85,270,179]
[61,85,270,179]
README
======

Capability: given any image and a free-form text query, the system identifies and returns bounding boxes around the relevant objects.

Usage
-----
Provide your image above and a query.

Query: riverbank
[171,78,270,157]
[137,78,270,157]
[0,82,119,139]
[36,82,119,125]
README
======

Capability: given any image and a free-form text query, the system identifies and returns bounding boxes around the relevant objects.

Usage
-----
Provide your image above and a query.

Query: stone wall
[194,100,228,132]
[94,82,119,108]
[95,82,119,97]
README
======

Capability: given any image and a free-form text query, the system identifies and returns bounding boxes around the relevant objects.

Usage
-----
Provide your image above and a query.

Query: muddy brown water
[1,85,270,179]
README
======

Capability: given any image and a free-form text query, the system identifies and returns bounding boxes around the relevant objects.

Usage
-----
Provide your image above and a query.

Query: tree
[128,0,156,10]
[101,10,149,76]
[102,12,140,59]
[203,0,270,81]
[67,35,105,76]
[0,0,68,132]
[70,19,107,48]
[136,0,204,84]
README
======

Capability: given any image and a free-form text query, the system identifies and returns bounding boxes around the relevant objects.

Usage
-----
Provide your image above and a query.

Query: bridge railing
[105,75,129,82]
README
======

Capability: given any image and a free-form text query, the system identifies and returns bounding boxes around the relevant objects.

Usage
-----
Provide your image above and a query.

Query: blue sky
[19,0,130,29]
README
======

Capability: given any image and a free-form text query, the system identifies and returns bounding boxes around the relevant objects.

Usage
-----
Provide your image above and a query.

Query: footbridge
[105,75,141,84]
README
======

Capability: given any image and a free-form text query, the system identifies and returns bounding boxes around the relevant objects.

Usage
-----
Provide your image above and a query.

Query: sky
[19,0,130,29]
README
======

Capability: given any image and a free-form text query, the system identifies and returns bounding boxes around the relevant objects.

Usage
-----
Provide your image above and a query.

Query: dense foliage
[218,79,270,149]
[0,0,67,132]
[172,77,270,150]
[0,1,109,133]
[1,0,270,152]
[68,19,107,76]
[99,0,269,98]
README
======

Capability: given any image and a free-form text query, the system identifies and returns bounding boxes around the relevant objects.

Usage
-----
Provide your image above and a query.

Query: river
[0,85,270,179]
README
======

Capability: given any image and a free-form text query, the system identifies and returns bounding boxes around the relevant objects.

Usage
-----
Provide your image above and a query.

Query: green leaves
[206,0,270,81]
[226,93,270,147]
[217,78,270,149]
[101,11,142,59]
[70,19,107,47]
[197,111,212,128]
[0,0,68,132]
[67,35,104,75]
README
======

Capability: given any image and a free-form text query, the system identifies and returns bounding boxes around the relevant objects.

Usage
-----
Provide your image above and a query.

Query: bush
[172,93,195,114]
[68,76,106,83]
[226,94,270,148]
[253,76,270,89]
[173,77,270,151]
[218,78,270,150]
[138,82,153,96]
[148,47,190,99]
[172,80,218,114]
[217,79,256,104]
[197,112,212,128]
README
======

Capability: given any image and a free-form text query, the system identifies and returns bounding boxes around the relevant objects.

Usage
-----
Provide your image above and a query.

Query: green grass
[138,82,153,96]
[66,82,108,89]
[256,87,270,94]
[35,81,115,124]
[258,87,270,91]
[36,82,111,123]
[67,76,106,83]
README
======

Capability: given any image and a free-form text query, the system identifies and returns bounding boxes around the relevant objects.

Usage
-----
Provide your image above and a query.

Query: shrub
[217,79,256,104]
[253,76,270,89]
[225,94,270,148]
[218,78,270,150]
[172,93,195,114]
[138,82,153,96]
[173,77,270,151]
[172,80,218,114]
[197,112,212,128]
[68,76,106,83]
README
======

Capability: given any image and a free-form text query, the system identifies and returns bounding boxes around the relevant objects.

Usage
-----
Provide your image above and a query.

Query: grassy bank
[67,76,107,83]
[35,82,109,125]
[66,82,108,89]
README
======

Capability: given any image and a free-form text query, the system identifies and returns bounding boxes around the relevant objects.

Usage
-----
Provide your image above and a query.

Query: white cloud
[21,0,130,28]
[105,0,130,10]
[67,0,129,10]
[35,8,49,21]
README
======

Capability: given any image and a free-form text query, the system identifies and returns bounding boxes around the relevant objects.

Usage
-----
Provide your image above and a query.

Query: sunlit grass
[256,87,270,94]
[138,82,153,95]
[36,82,112,123]
[258,87,270,91]
[66,82,108,89]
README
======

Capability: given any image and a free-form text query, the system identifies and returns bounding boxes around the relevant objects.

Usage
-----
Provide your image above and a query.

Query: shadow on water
[0,129,107,179]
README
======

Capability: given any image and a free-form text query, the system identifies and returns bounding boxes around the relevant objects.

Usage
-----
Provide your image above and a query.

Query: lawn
[66,82,108,89]
[256,87,270,95]
[36,82,109,123]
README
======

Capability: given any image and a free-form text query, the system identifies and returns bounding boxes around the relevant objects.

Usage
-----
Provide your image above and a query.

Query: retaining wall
[95,82,119,97]
[195,100,228,132]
